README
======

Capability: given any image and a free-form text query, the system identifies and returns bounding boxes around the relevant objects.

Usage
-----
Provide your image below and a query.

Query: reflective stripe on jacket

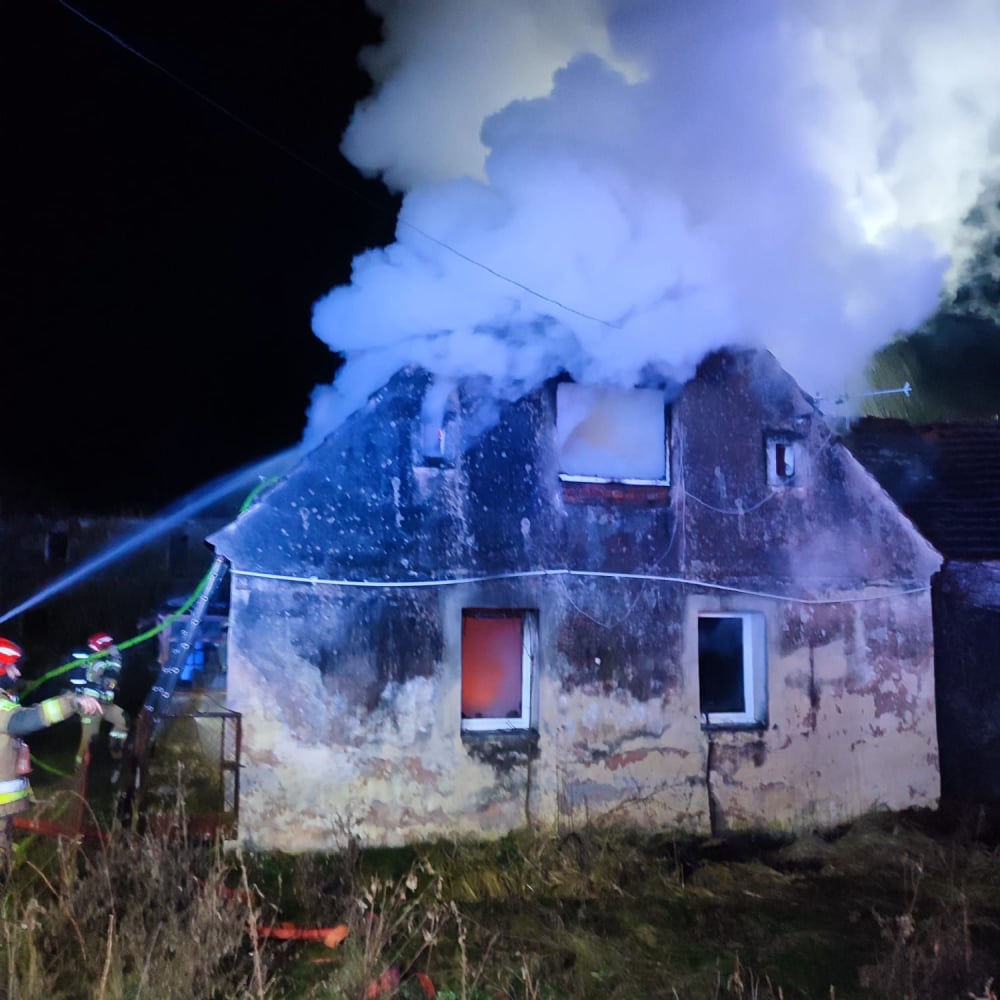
[40,697,70,725]
[0,777,29,805]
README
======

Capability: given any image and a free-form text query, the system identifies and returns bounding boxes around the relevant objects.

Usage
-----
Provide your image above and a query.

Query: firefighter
[0,637,103,855]
[70,632,130,776]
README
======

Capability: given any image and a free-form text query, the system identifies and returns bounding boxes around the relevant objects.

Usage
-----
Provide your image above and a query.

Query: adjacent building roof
[843,417,1000,560]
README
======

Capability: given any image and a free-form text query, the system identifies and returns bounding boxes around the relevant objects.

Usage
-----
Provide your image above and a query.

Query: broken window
[698,612,766,727]
[461,609,536,732]
[766,438,797,486]
[418,378,459,468]
[420,422,458,468]
[556,383,668,484]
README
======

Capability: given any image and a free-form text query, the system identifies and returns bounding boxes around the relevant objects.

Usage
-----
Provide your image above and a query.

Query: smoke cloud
[306,0,1000,444]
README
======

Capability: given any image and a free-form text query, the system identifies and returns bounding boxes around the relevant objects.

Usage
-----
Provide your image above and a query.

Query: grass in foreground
[1,804,998,999]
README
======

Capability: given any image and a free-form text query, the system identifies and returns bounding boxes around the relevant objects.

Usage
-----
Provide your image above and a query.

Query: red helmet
[87,632,115,653]
[0,637,24,672]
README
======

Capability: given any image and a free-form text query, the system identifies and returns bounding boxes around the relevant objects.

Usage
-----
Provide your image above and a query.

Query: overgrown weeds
[1,805,998,999]
[858,852,997,999]
[1,795,269,1000]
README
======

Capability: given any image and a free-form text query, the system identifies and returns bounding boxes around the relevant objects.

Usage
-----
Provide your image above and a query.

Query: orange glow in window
[461,615,523,719]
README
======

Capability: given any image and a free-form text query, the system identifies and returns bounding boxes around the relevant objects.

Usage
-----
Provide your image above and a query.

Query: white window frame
[766,437,797,487]
[556,383,669,485]
[461,610,536,733]
[698,612,767,727]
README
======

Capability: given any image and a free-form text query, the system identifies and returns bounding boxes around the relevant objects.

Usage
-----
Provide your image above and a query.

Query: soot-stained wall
[211,352,941,850]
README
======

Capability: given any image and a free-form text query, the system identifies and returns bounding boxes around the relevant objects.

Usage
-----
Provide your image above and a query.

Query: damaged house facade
[208,349,941,851]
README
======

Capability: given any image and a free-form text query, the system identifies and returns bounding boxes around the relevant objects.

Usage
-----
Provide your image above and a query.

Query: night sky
[4,1,394,512]
[5,3,999,517]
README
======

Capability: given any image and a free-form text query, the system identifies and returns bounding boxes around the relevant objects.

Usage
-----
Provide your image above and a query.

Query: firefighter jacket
[0,692,82,819]
[66,648,129,763]
[68,646,122,702]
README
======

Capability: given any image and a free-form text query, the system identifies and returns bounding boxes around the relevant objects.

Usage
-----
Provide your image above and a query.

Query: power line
[231,566,930,607]
[58,1,619,329]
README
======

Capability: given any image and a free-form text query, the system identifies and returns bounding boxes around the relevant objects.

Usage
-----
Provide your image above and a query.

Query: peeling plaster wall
[228,578,937,850]
[214,352,942,850]
[694,591,939,832]
[229,572,710,850]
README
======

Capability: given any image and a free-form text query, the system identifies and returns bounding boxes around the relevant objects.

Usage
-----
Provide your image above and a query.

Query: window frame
[697,611,767,728]
[419,415,460,469]
[556,382,670,486]
[418,382,460,469]
[766,436,798,487]
[460,609,536,733]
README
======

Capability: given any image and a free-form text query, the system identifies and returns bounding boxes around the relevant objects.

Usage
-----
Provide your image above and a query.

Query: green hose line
[11,478,276,838]
[240,474,279,513]
[28,754,75,779]
[18,477,272,701]
[18,565,212,700]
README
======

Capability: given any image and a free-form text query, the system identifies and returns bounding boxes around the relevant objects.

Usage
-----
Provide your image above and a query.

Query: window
[766,438,797,486]
[419,379,459,468]
[461,610,536,732]
[556,383,668,484]
[420,420,458,468]
[698,612,766,727]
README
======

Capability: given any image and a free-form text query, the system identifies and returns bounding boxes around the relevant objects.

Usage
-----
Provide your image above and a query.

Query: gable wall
[218,356,940,850]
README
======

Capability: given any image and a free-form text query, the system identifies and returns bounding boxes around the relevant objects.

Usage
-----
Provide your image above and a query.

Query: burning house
[207,348,941,851]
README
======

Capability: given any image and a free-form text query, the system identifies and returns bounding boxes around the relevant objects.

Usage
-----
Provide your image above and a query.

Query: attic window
[461,610,536,732]
[698,613,767,728]
[556,383,668,484]
[419,379,459,468]
[766,438,797,486]
[420,421,459,468]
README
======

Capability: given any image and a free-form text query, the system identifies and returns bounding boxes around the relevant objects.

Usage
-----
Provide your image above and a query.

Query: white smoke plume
[306,0,1000,444]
